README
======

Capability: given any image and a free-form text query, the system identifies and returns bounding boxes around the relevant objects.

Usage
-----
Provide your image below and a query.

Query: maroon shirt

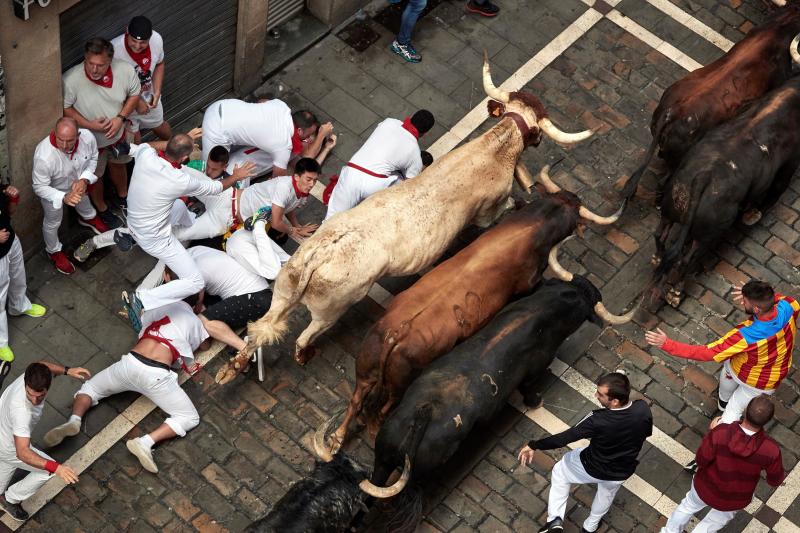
[694,422,784,511]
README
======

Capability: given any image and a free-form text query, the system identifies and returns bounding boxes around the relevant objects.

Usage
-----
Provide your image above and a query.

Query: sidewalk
[11,1,800,532]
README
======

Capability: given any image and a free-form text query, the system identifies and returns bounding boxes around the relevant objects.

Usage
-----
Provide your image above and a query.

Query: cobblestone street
[4,0,800,532]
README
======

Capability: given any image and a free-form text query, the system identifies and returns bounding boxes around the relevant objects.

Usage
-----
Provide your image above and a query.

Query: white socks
[140,434,155,450]
[68,415,82,424]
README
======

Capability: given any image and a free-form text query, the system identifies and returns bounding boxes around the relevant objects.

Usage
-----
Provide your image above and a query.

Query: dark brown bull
[328,166,623,451]
[621,7,800,200]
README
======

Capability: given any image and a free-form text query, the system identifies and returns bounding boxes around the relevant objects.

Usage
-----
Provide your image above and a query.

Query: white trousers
[0,446,53,504]
[0,238,33,347]
[41,195,96,254]
[78,353,199,436]
[718,361,774,424]
[226,222,288,280]
[547,448,624,532]
[173,190,234,242]
[324,166,398,221]
[661,481,738,533]
[135,236,204,310]
[201,102,229,161]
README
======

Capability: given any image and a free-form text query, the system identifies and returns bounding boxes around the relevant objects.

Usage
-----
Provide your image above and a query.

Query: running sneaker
[684,459,698,473]
[98,209,122,230]
[717,398,728,411]
[539,517,564,532]
[114,230,136,252]
[466,0,500,16]
[43,419,81,448]
[77,216,109,235]
[126,438,158,473]
[122,291,144,333]
[22,304,46,318]
[0,346,14,363]
[49,251,75,275]
[391,40,422,63]
[74,238,96,263]
[243,207,272,231]
[0,495,29,521]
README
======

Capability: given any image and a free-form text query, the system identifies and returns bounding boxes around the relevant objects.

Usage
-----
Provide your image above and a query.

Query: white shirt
[0,375,45,455]
[32,129,99,209]
[239,175,307,220]
[218,99,294,170]
[111,31,165,92]
[139,301,208,363]
[188,246,269,298]
[127,144,223,242]
[348,118,422,182]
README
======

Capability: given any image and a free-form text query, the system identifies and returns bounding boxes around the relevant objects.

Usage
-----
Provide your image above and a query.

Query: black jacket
[529,399,653,480]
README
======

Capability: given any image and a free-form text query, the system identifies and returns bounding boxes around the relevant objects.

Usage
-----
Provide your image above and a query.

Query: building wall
[0,54,8,184]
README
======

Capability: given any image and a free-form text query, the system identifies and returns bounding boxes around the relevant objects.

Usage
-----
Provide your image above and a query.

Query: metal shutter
[267,0,304,30]
[60,0,238,128]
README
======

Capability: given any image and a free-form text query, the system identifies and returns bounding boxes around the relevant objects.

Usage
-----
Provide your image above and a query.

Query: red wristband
[44,460,59,474]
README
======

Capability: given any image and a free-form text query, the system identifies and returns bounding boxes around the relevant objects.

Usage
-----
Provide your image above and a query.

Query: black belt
[218,103,223,119]
[130,350,172,371]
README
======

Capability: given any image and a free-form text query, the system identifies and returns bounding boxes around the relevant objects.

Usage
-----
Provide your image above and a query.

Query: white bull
[219,57,594,381]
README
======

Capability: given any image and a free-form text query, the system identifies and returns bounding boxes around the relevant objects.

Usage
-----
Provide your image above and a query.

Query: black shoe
[114,230,135,252]
[243,208,271,231]
[539,517,564,533]
[0,494,29,521]
[684,459,698,474]
[717,399,728,411]
[108,141,130,159]
[466,0,500,17]
[98,209,122,230]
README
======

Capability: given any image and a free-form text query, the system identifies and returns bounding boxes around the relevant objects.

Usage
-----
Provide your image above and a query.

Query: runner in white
[42,301,211,474]
[111,15,170,141]
[0,362,88,521]
[227,158,320,280]
[32,118,114,275]
[200,98,326,177]
[324,109,434,221]
[124,134,253,325]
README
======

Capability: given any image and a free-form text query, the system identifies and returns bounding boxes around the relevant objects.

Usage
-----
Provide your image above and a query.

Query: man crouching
[42,299,210,473]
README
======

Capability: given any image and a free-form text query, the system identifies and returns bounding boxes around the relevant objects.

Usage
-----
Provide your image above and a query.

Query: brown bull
[621,7,800,200]
[329,166,623,450]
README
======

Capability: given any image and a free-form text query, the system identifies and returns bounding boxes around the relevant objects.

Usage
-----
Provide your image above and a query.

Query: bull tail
[656,175,708,280]
[621,132,660,201]
[247,244,326,347]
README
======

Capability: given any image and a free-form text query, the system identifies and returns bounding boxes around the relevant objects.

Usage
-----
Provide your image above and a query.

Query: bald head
[745,395,775,429]
[55,117,78,136]
[165,134,194,162]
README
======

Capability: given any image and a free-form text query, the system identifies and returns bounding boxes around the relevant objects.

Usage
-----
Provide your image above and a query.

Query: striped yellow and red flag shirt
[661,295,800,390]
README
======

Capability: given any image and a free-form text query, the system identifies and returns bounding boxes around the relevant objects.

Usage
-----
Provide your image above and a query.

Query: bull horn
[594,302,636,325]
[547,238,574,282]
[791,33,800,65]
[359,455,412,498]
[538,117,593,144]
[537,165,562,194]
[312,416,336,463]
[514,163,536,193]
[578,202,624,226]
[483,50,509,103]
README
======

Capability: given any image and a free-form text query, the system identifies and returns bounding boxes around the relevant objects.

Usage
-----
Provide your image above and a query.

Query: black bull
[362,276,611,529]
[649,77,800,309]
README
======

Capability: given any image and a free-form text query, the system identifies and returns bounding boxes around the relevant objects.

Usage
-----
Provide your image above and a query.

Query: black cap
[128,16,153,41]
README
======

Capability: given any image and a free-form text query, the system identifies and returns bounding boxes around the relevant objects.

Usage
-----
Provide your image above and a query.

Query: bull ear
[487,100,505,117]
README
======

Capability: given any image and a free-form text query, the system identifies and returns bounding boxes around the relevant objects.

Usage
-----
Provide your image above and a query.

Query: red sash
[140,316,195,373]
[346,162,387,178]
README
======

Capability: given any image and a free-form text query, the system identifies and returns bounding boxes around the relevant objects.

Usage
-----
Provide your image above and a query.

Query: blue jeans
[396,0,427,45]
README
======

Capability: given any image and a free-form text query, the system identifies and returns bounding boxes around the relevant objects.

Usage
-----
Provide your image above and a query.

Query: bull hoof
[741,208,762,226]
[294,345,321,366]
[523,392,544,409]
[650,254,662,267]
[214,349,252,385]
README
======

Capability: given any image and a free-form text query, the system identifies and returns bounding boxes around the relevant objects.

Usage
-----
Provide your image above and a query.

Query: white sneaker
[126,438,158,473]
[43,419,81,448]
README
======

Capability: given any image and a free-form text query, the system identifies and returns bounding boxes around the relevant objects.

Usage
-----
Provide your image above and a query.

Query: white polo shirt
[139,301,208,363]
[0,375,45,455]
[218,99,294,170]
[127,143,223,243]
[111,31,165,92]
[188,246,269,299]
[238,175,308,220]
[32,129,99,209]
[348,118,423,182]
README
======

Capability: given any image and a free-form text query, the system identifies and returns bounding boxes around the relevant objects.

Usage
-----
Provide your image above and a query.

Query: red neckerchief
[291,130,303,155]
[123,34,152,73]
[158,150,182,169]
[49,131,80,160]
[84,63,113,88]
[291,176,309,198]
[402,116,420,139]
[756,306,779,322]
